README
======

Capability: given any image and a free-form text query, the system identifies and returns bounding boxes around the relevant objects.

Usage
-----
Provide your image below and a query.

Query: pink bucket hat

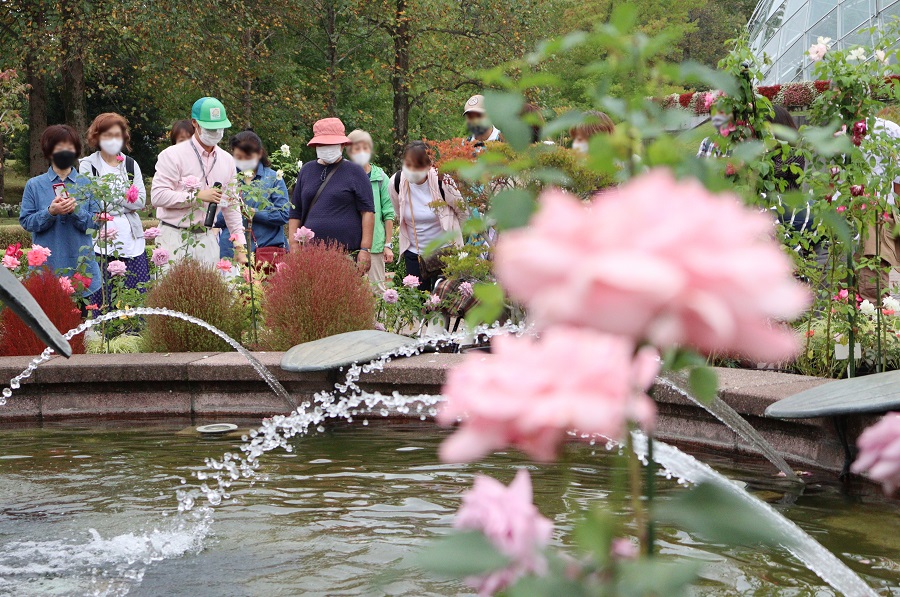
[307,117,351,146]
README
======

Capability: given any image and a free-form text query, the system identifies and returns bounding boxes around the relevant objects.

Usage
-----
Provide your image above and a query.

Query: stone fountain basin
[0,353,882,475]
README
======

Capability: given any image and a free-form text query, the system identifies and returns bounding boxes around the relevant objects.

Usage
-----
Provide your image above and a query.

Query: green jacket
[369,164,395,253]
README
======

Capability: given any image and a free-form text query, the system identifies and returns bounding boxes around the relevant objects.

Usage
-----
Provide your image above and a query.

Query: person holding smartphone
[19,124,101,296]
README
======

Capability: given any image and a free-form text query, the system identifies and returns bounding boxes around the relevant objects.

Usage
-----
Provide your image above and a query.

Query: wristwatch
[360,248,370,252]
[384,242,393,249]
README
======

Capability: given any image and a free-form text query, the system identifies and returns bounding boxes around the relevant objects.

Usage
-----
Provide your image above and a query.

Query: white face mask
[402,166,428,185]
[100,138,123,156]
[199,127,224,147]
[234,158,259,173]
[350,151,371,166]
[572,140,589,154]
[316,145,343,164]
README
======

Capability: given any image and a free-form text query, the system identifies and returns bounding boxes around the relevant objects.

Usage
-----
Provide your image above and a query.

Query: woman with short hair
[19,124,101,296]
[569,111,615,153]
[169,119,194,145]
[389,141,466,291]
[79,113,149,301]
[346,129,394,291]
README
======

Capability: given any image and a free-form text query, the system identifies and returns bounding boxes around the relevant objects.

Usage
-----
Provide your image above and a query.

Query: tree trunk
[391,0,410,169]
[0,132,6,203]
[25,55,47,177]
[61,50,88,147]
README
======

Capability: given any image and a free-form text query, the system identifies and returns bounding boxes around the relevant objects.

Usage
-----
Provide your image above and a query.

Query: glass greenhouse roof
[748,0,900,84]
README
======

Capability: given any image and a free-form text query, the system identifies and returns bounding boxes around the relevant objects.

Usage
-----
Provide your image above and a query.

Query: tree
[0,68,27,198]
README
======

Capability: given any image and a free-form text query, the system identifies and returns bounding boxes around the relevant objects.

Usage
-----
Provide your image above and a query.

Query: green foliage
[0,225,31,250]
[413,531,510,578]
[143,260,246,352]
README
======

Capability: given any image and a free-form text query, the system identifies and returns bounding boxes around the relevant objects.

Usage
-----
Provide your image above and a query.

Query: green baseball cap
[191,97,232,130]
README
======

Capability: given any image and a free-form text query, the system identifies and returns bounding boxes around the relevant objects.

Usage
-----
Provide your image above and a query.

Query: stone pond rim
[280,330,422,373]
[765,370,900,419]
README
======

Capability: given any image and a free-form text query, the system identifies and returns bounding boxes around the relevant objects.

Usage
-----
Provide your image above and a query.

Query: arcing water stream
[0,308,879,596]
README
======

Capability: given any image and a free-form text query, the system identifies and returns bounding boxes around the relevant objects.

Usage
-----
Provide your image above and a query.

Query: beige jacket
[389,167,465,255]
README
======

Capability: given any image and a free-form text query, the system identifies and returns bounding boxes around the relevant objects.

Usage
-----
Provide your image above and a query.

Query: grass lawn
[2,160,28,205]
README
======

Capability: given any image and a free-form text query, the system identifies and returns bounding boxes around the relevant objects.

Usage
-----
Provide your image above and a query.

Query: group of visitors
[19,92,519,304]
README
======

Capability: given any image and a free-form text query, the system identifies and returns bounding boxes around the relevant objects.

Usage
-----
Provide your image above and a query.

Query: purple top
[289,159,374,251]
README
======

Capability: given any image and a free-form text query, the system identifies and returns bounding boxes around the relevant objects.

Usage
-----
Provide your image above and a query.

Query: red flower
[85,303,99,311]
[72,272,92,289]
[806,330,815,338]
[5,243,23,259]
[850,185,865,197]
[725,163,737,176]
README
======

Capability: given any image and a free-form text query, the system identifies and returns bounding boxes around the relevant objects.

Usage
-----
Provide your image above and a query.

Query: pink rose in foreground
[216,259,232,273]
[437,327,659,463]
[107,260,127,277]
[427,294,441,309]
[27,245,51,267]
[58,276,75,295]
[719,121,736,137]
[611,538,639,561]
[495,170,810,362]
[402,274,420,288]
[98,226,118,241]
[229,233,239,242]
[182,175,202,191]
[294,226,315,243]
[143,226,161,240]
[382,288,399,304]
[851,412,900,495]
[125,184,140,204]
[115,155,125,163]
[98,212,115,222]
[808,43,827,61]
[1,255,19,268]
[459,281,474,298]
[151,248,169,267]
[454,469,553,596]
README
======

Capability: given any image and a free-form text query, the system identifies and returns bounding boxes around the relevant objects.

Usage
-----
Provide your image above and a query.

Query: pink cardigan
[388,167,465,255]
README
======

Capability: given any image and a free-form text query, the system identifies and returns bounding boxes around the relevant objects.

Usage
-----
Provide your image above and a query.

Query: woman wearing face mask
[215,130,289,265]
[19,124,101,296]
[346,129,394,292]
[169,119,194,145]
[569,111,615,154]
[79,113,149,302]
[388,141,466,291]
[288,118,375,273]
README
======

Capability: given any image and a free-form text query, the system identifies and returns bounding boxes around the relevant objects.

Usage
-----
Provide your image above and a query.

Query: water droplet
[2,388,11,398]
[9,380,20,389]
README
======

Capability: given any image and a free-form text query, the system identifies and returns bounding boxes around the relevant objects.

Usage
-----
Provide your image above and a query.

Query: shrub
[0,225,31,250]
[261,241,375,350]
[143,260,246,352]
[0,269,85,356]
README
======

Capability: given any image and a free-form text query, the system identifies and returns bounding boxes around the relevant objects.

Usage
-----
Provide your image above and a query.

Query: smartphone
[52,183,69,200]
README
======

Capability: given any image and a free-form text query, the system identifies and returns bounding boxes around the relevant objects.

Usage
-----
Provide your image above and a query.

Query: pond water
[0,420,897,596]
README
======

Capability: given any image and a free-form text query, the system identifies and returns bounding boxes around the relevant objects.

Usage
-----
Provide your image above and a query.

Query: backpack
[87,156,136,183]
[393,170,445,199]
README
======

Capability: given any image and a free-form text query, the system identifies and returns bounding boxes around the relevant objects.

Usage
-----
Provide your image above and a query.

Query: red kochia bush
[0,269,85,356]
[261,241,375,350]
[144,260,246,352]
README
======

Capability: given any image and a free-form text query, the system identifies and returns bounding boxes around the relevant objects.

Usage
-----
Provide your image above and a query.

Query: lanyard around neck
[190,140,217,187]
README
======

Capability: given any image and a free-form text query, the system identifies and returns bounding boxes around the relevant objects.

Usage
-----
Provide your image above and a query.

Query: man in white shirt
[464,95,502,147]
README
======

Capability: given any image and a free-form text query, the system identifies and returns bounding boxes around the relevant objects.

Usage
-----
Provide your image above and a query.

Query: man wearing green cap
[151,97,248,266]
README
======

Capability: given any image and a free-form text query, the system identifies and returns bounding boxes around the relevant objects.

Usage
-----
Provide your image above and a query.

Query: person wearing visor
[288,118,375,273]
[151,97,247,266]
[19,124,102,296]
[464,94,502,147]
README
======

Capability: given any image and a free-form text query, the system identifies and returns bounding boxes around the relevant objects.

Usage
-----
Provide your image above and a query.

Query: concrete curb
[0,353,878,473]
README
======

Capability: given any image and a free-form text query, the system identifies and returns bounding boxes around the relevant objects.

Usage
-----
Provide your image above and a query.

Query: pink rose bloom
[27,245,51,267]
[610,538,639,561]
[151,248,169,267]
[143,226,161,240]
[703,91,720,112]
[58,276,75,295]
[107,260,127,277]
[216,259,233,272]
[427,294,442,308]
[182,175,202,191]
[229,233,239,242]
[719,121,736,137]
[115,155,125,163]
[374,322,386,331]
[402,274,420,288]
[495,170,810,362]
[454,469,553,596]
[98,212,115,222]
[125,184,140,204]
[836,205,847,213]
[808,43,827,61]
[851,412,900,495]
[437,327,659,463]
[459,281,474,298]
[382,288,399,304]
[294,226,315,243]
[98,226,118,241]
[1,255,19,268]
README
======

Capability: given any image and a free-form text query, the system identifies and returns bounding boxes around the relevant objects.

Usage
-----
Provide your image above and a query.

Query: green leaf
[663,348,706,372]
[466,283,505,328]
[484,91,531,152]
[573,508,615,567]
[654,482,791,546]
[688,366,718,404]
[507,574,592,597]
[488,188,536,230]
[413,531,509,578]
[616,559,703,597]
[609,2,638,32]
[676,61,739,97]
[817,207,852,245]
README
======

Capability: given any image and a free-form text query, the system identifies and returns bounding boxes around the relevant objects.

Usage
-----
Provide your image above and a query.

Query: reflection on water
[0,420,896,596]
